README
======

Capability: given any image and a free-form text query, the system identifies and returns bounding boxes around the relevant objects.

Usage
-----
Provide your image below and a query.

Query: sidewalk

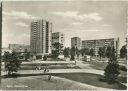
[2,69,104,76]
[21,60,76,65]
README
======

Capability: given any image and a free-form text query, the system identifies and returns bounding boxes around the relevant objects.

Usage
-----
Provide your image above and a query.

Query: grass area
[1,75,101,90]
[82,60,127,84]
[118,71,127,83]
[1,73,127,90]
[82,61,108,70]
[53,73,126,90]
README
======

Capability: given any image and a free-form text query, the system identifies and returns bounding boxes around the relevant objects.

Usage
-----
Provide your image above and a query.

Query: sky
[2,1,127,49]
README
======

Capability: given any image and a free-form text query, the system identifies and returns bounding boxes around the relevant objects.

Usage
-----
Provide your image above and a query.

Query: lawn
[82,60,127,84]
[53,73,127,90]
[82,61,108,70]
[1,73,126,90]
[1,75,104,90]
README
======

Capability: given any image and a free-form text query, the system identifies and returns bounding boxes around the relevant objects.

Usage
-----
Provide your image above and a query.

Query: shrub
[4,51,21,76]
[120,65,127,72]
[104,46,120,84]
[43,55,47,61]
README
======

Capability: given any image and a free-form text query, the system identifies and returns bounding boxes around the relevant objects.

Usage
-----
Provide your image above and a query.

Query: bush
[43,55,47,61]
[4,51,21,76]
[120,65,127,72]
[104,62,120,83]
[104,47,120,84]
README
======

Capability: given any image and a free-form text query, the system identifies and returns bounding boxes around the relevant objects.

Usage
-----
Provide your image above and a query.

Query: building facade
[9,44,30,52]
[52,32,65,48]
[71,37,81,50]
[82,38,119,56]
[30,19,52,55]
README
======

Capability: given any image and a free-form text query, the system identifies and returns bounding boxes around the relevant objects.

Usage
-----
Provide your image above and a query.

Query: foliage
[70,46,76,60]
[80,48,90,56]
[75,47,80,57]
[43,55,47,61]
[89,48,94,56]
[3,51,21,75]
[52,42,63,59]
[105,47,111,58]
[98,47,106,58]
[120,65,127,72]
[120,45,127,58]
[104,46,120,83]
[63,47,70,58]
[24,49,30,61]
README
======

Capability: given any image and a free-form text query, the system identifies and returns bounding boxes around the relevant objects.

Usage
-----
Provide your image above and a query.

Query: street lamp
[75,44,77,64]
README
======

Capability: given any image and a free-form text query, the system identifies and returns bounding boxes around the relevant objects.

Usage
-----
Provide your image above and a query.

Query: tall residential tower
[30,19,52,56]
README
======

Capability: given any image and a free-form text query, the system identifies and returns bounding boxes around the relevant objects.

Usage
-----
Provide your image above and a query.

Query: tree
[24,49,30,61]
[120,45,127,58]
[80,48,85,56]
[63,47,70,58]
[3,51,21,76]
[85,48,90,55]
[98,47,106,59]
[89,48,94,56]
[105,47,111,58]
[43,55,47,61]
[98,48,102,59]
[52,42,63,59]
[80,48,90,56]
[70,46,76,60]
[104,46,120,83]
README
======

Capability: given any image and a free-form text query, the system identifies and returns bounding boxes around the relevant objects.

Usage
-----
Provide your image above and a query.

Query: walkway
[2,69,104,76]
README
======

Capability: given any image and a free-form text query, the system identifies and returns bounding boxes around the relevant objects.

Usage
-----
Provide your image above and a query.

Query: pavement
[21,60,76,65]
[2,68,104,76]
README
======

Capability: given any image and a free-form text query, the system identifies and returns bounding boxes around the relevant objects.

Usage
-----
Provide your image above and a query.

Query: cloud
[62,28,101,32]
[3,11,39,20]
[71,22,83,25]
[102,24,112,27]
[16,22,29,27]
[52,11,102,21]
[23,33,30,38]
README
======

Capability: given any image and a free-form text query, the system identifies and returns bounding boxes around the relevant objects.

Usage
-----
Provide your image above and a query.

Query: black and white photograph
[0,1,127,90]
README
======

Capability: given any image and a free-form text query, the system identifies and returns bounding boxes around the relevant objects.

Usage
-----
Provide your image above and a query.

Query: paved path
[21,61,76,65]
[2,69,104,76]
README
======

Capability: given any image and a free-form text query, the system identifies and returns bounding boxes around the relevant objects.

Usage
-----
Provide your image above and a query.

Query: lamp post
[75,44,77,64]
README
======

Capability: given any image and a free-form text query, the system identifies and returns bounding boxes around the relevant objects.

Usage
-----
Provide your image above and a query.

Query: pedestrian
[48,75,51,80]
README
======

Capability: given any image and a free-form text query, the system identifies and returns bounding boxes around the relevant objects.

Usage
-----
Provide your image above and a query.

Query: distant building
[52,32,65,48]
[9,44,30,52]
[82,38,119,56]
[71,37,81,50]
[30,19,52,56]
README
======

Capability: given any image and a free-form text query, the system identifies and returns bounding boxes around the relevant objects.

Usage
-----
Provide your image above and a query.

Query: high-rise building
[30,19,52,55]
[52,32,65,48]
[71,37,81,50]
[82,38,119,56]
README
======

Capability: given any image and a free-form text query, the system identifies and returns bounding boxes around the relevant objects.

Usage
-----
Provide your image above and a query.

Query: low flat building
[82,38,119,56]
